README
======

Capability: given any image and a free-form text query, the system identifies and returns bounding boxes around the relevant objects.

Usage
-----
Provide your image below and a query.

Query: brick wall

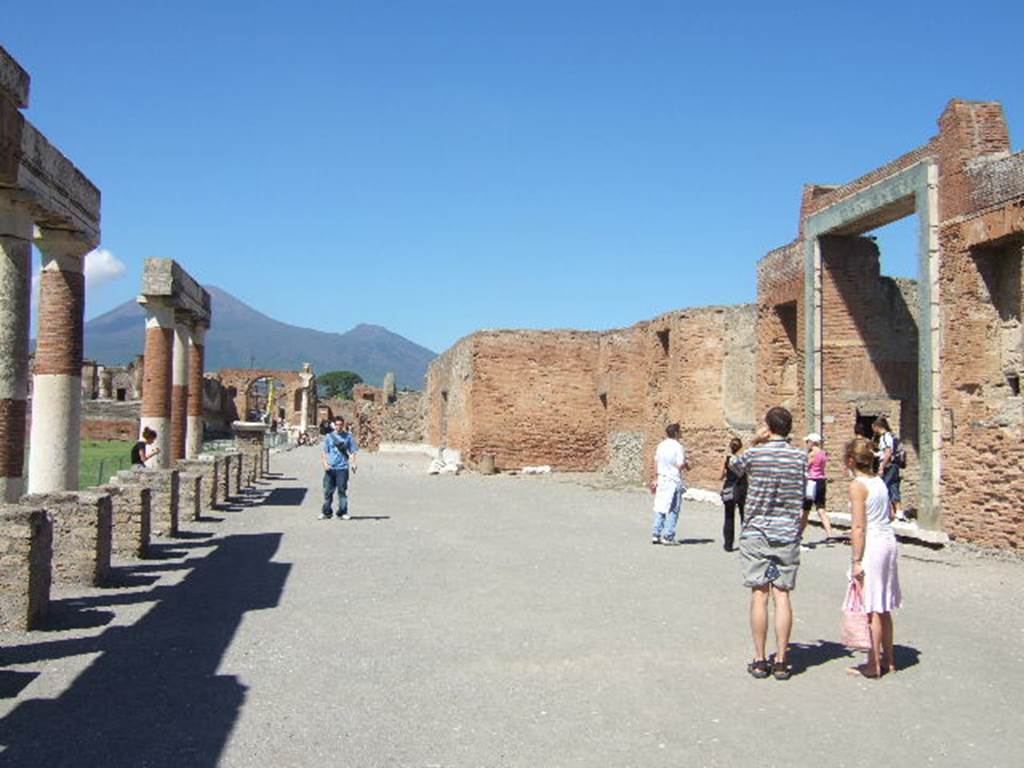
[424,306,757,488]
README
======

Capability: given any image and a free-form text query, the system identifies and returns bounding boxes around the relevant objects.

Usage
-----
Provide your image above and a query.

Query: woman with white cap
[804,432,835,541]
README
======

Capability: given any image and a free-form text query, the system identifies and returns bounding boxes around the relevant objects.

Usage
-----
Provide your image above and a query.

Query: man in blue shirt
[320,416,359,519]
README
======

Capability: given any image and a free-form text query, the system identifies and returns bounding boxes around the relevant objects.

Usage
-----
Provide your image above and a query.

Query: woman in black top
[131,427,160,467]
[720,437,748,551]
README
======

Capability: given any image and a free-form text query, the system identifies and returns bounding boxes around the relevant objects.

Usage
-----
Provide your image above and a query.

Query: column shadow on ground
[0,533,291,768]
[264,487,307,506]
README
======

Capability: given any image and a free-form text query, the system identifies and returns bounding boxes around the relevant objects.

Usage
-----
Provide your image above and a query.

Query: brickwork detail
[141,327,173,417]
[34,269,85,375]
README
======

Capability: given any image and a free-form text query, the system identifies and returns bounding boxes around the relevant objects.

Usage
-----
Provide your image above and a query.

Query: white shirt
[655,438,686,487]
[875,431,894,459]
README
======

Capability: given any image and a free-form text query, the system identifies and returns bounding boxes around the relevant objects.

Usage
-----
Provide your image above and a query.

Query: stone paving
[1,447,1022,767]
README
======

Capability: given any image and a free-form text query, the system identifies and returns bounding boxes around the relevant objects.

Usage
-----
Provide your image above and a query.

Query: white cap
[804,433,822,444]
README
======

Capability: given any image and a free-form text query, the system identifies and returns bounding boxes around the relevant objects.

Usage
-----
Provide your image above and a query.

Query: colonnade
[138,258,212,468]
[0,46,101,501]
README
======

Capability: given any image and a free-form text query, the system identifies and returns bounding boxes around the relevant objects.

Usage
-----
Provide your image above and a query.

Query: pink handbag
[840,579,872,650]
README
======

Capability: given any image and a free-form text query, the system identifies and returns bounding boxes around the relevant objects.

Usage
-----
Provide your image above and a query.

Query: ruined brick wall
[819,235,921,513]
[469,330,605,470]
[424,305,757,486]
[939,201,1023,548]
[638,306,757,489]
[80,399,140,442]
[756,242,806,436]
[755,99,1024,548]
[425,337,475,452]
[0,505,51,631]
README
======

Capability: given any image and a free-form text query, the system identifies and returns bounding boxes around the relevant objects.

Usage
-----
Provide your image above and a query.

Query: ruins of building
[426,99,1024,549]
[324,376,426,451]
[426,306,757,489]
[757,99,1023,549]
[212,363,318,435]
[0,46,101,499]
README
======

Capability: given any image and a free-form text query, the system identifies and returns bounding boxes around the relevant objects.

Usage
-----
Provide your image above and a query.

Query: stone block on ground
[113,467,180,538]
[176,458,217,513]
[20,491,112,587]
[0,505,52,632]
[178,472,202,523]
[95,484,151,559]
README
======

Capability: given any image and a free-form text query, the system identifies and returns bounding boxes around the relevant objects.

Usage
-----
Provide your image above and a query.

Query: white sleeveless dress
[858,476,902,612]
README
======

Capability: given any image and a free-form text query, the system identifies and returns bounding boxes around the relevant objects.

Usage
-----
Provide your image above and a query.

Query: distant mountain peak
[85,286,436,389]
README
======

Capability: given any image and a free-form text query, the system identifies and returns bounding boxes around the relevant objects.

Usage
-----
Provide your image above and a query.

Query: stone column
[0,198,34,502]
[29,228,91,494]
[98,366,113,399]
[300,387,310,429]
[185,324,206,458]
[170,314,190,462]
[139,302,174,468]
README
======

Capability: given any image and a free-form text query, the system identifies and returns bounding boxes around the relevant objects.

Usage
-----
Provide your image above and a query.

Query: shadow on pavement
[677,538,714,545]
[264,487,307,506]
[348,515,391,521]
[0,533,291,767]
[0,670,37,700]
[788,640,855,675]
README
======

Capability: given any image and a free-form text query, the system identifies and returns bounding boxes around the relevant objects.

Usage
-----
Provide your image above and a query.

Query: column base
[28,374,82,493]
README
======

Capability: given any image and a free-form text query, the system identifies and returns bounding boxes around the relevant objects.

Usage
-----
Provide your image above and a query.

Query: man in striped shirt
[729,406,809,680]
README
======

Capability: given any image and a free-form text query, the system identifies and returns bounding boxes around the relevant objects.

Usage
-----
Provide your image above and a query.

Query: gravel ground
[1,447,1022,767]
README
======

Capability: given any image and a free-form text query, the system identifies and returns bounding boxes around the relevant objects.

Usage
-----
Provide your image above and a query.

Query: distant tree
[319,370,363,400]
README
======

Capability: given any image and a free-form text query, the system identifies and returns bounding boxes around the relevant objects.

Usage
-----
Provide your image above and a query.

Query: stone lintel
[0,47,30,109]
[14,120,100,246]
[139,258,212,326]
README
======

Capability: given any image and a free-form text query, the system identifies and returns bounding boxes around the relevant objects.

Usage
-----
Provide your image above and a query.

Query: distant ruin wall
[425,305,758,488]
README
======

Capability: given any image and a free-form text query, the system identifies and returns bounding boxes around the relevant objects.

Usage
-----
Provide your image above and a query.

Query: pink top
[808,449,828,479]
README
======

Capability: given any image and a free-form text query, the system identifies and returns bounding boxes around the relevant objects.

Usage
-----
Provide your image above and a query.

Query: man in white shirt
[651,422,690,545]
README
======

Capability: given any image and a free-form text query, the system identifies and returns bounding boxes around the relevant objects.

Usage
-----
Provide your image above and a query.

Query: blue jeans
[322,468,350,517]
[651,486,682,541]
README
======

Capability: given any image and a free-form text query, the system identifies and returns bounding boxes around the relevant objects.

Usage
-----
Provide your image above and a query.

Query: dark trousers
[322,468,350,517]
[723,498,745,550]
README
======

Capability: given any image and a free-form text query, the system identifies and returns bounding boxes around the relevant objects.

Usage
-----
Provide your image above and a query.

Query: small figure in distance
[319,416,359,521]
[803,433,835,543]
[720,437,747,552]
[650,422,690,546]
[845,436,902,679]
[130,427,160,468]
[728,407,809,681]
[872,417,905,521]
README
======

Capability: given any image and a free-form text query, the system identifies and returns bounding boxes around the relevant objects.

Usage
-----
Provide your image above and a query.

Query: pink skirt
[862,530,902,613]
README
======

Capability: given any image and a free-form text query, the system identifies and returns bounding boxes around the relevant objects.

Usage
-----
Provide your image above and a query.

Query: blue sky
[6,1,1023,352]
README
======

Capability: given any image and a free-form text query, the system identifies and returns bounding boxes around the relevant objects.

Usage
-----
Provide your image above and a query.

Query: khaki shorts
[740,534,801,591]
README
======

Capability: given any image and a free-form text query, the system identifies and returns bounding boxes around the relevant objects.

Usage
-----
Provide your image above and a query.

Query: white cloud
[83,249,127,291]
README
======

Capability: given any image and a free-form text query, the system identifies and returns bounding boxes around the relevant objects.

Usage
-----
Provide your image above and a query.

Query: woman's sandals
[747,659,771,679]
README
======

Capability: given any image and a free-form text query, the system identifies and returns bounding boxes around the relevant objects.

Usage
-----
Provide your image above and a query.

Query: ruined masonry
[426,100,1024,550]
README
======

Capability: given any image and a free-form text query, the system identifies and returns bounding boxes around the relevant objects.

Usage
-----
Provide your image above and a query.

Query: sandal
[772,660,793,680]
[747,659,771,679]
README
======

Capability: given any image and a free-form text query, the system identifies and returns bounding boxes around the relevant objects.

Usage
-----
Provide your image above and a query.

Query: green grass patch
[79,440,136,488]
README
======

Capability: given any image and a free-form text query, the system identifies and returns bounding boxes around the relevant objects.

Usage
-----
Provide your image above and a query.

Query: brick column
[170,314,190,462]
[0,197,34,502]
[29,229,91,493]
[139,302,174,468]
[186,324,206,458]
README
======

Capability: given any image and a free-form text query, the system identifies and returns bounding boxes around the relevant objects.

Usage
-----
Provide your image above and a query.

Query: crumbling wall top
[0,46,30,109]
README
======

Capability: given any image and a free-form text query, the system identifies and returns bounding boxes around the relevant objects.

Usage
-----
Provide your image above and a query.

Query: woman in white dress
[846,437,902,678]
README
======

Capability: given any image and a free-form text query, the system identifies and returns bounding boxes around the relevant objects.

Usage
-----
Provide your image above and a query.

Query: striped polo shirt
[730,438,808,544]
